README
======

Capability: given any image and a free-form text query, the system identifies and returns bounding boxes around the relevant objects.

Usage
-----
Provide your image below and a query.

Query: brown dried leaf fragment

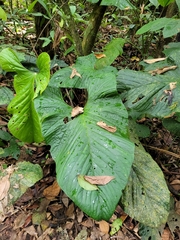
[169,82,177,90]
[97,121,117,133]
[149,65,177,75]
[0,175,10,201]
[84,175,115,185]
[70,68,82,79]
[94,53,106,59]
[43,180,61,200]
[71,106,84,118]
[144,57,166,64]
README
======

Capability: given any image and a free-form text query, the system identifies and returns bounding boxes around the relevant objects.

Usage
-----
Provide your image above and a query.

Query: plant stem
[59,0,83,56]
[82,1,107,55]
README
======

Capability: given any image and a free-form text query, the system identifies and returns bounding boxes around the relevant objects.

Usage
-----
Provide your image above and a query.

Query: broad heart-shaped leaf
[35,54,134,220]
[117,69,180,119]
[117,48,180,121]
[95,38,125,69]
[121,122,170,227]
[0,48,50,143]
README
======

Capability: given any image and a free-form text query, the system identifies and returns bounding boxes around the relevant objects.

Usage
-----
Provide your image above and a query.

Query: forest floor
[0,18,180,240]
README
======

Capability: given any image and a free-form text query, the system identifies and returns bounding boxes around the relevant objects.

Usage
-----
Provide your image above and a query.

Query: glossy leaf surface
[35,54,134,220]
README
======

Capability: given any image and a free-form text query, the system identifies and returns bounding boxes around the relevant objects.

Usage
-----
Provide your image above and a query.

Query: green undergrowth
[1,38,180,236]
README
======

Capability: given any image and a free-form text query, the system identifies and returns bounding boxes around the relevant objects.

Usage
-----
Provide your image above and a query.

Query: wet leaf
[35,54,134,220]
[78,175,98,191]
[84,175,115,185]
[97,121,117,133]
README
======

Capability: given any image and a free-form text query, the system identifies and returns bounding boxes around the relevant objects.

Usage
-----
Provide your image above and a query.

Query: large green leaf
[0,48,50,143]
[136,18,180,38]
[121,123,170,227]
[35,54,134,220]
[101,0,135,9]
[117,48,180,121]
[158,0,174,6]
[95,38,125,69]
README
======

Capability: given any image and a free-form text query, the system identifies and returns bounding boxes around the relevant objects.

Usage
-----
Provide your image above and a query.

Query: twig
[143,144,180,159]
[65,89,74,107]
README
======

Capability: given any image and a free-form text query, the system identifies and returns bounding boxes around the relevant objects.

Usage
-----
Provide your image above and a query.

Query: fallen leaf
[0,175,10,201]
[110,218,123,236]
[175,201,180,215]
[43,180,61,200]
[84,175,115,185]
[66,203,75,219]
[70,68,82,79]
[161,227,173,240]
[94,53,106,59]
[97,121,117,133]
[14,212,29,230]
[169,82,177,90]
[75,229,88,240]
[81,218,94,228]
[98,220,109,234]
[144,57,166,64]
[130,56,140,62]
[71,106,84,118]
[78,175,98,191]
[149,66,177,75]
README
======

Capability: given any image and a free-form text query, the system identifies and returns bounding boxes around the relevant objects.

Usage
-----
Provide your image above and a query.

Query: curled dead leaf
[71,106,84,118]
[0,175,10,201]
[84,175,115,185]
[70,68,82,79]
[94,53,106,59]
[169,82,177,90]
[149,66,177,75]
[97,121,117,133]
[144,57,166,64]
[43,180,61,200]
[98,220,109,234]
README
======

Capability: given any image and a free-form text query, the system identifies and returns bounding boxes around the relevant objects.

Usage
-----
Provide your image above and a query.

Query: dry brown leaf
[71,106,84,117]
[144,57,166,64]
[66,203,75,219]
[84,175,115,185]
[14,212,29,230]
[43,180,61,200]
[169,82,177,90]
[70,68,82,79]
[97,121,117,133]
[130,56,140,62]
[0,175,10,201]
[81,218,94,227]
[94,53,106,59]
[98,220,109,234]
[161,227,173,240]
[149,65,177,75]
[175,201,180,215]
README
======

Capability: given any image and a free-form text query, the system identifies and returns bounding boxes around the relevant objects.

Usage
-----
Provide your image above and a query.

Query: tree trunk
[82,2,107,55]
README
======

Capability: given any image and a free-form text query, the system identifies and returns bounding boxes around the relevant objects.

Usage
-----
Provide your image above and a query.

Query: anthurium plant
[0,40,170,228]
